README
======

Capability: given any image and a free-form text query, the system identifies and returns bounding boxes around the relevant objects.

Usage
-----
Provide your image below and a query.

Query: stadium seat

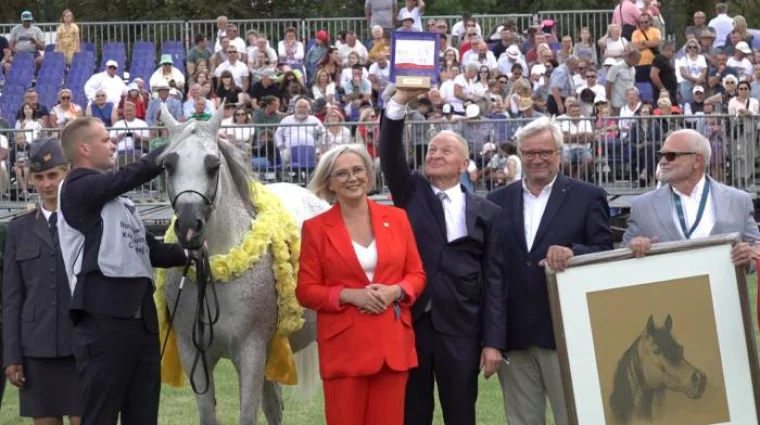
[82,42,96,54]
[636,82,654,104]
[44,44,56,52]
[289,145,317,169]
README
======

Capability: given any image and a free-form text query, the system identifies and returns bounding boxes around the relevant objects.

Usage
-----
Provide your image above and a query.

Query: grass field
[0,275,757,425]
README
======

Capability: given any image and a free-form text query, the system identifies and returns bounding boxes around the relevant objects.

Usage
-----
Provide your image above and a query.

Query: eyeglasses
[656,151,697,161]
[725,81,737,85]
[332,166,367,182]
[107,66,117,69]
[228,51,237,54]
[437,25,447,29]
[586,75,596,79]
[520,150,557,159]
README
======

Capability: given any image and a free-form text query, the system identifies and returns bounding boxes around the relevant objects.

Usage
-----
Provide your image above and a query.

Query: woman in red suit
[297,143,426,425]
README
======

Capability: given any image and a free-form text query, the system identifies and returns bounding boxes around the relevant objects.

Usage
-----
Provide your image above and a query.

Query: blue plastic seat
[289,145,317,169]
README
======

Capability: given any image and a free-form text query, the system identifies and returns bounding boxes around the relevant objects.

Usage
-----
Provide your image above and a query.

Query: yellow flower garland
[154,180,304,386]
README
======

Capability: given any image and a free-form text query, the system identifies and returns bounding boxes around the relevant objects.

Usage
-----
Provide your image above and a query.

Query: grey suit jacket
[622,177,760,246]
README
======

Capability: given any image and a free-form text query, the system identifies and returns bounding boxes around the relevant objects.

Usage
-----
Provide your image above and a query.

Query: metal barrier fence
[0,112,747,203]
[0,11,619,66]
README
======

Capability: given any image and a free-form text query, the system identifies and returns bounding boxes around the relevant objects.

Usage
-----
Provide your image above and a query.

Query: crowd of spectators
[0,2,759,197]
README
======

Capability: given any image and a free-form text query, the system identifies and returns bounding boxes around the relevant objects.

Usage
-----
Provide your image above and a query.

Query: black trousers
[404,312,481,425]
[72,313,160,425]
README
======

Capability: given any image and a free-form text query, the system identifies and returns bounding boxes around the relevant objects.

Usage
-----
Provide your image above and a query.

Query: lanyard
[672,181,710,239]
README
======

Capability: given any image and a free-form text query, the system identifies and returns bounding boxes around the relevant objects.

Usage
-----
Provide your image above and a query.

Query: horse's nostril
[692,372,701,384]
[195,220,203,232]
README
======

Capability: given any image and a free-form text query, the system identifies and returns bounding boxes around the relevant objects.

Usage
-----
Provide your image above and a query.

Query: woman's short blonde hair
[307,144,376,203]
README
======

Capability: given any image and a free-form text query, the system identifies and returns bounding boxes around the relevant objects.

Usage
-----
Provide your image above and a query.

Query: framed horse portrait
[546,233,760,425]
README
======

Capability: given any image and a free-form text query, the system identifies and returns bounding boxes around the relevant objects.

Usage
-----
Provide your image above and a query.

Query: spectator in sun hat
[84,60,127,104]
[146,80,183,126]
[397,9,419,32]
[149,54,186,92]
[727,41,753,81]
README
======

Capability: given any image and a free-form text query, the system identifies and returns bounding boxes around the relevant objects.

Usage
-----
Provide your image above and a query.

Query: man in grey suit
[622,129,759,263]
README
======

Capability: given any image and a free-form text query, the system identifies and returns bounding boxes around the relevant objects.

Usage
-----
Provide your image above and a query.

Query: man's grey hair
[715,2,728,13]
[565,55,580,67]
[307,144,376,203]
[515,116,564,150]
[671,129,712,167]
[465,63,480,74]
[430,130,470,159]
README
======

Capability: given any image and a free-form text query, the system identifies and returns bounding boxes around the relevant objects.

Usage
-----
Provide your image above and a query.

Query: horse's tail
[293,341,320,397]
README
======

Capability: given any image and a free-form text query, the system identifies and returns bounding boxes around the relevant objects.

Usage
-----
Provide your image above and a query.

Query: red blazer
[296,200,426,380]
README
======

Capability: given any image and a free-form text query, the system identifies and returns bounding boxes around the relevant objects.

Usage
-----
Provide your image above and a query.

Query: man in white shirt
[182,84,214,119]
[557,100,594,178]
[215,45,250,92]
[708,3,733,48]
[338,31,369,65]
[84,60,127,105]
[213,15,228,52]
[368,53,391,95]
[623,129,758,263]
[379,86,506,425]
[216,23,246,57]
[727,42,753,81]
[497,45,528,79]
[575,69,607,98]
[452,63,481,113]
[452,13,482,41]
[110,102,149,154]
[606,49,640,112]
[462,41,497,70]
[485,116,612,425]
[274,98,326,155]
[247,36,277,68]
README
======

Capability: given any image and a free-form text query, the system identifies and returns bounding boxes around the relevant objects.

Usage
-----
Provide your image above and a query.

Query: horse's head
[638,314,707,399]
[158,103,250,249]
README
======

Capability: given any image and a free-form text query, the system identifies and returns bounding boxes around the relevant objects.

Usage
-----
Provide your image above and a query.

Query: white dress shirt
[432,185,468,242]
[523,176,556,251]
[353,240,377,281]
[84,71,127,104]
[671,175,715,239]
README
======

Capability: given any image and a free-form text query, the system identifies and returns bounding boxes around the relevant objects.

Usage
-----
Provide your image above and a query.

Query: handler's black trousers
[72,313,160,425]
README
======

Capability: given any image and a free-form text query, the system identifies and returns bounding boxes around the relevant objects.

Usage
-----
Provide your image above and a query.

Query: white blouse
[352,240,377,282]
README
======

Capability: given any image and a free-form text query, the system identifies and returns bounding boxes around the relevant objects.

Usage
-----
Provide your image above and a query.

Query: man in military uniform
[3,137,82,424]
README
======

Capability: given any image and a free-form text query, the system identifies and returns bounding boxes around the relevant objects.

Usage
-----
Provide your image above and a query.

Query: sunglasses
[586,75,597,78]
[235,112,247,116]
[656,151,696,161]
[687,46,699,50]
[60,96,71,100]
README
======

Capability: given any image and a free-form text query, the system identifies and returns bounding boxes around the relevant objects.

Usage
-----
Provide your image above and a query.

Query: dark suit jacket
[487,175,613,351]
[61,151,187,333]
[3,210,73,366]
[379,114,507,350]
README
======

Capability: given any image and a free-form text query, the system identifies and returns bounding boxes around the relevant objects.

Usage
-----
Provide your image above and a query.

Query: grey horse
[158,104,327,424]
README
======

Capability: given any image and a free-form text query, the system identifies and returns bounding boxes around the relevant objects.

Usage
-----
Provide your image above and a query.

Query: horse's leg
[231,337,269,425]
[177,335,222,425]
[261,380,283,425]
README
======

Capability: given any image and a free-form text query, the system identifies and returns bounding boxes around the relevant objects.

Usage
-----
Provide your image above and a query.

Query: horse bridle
[167,144,222,212]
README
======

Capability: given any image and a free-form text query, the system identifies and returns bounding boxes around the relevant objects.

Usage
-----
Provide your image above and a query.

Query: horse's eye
[204,154,221,175]
[162,152,179,174]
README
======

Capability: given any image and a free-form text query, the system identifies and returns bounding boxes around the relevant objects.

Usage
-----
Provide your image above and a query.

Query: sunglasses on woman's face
[60,96,71,100]
[235,112,247,116]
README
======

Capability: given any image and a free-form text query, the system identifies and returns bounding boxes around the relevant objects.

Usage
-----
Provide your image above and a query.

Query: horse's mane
[610,335,646,424]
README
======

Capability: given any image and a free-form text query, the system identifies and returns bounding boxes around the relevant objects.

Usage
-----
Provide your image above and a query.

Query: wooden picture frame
[546,233,760,425]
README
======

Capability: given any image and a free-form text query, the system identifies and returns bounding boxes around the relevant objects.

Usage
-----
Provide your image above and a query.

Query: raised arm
[63,146,166,212]
[379,88,425,207]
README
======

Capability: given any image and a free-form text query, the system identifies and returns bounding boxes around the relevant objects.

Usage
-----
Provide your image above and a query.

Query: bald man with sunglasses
[622,129,760,263]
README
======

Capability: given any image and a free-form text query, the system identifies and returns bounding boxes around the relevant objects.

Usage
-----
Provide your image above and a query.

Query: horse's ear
[646,315,655,335]
[160,103,180,135]
[206,101,225,133]
[664,314,673,332]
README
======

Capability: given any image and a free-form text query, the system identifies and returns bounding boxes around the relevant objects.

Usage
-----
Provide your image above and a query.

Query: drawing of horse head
[609,314,707,424]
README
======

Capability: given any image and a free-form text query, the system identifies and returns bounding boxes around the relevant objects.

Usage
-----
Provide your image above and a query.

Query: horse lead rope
[160,246,221,395]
